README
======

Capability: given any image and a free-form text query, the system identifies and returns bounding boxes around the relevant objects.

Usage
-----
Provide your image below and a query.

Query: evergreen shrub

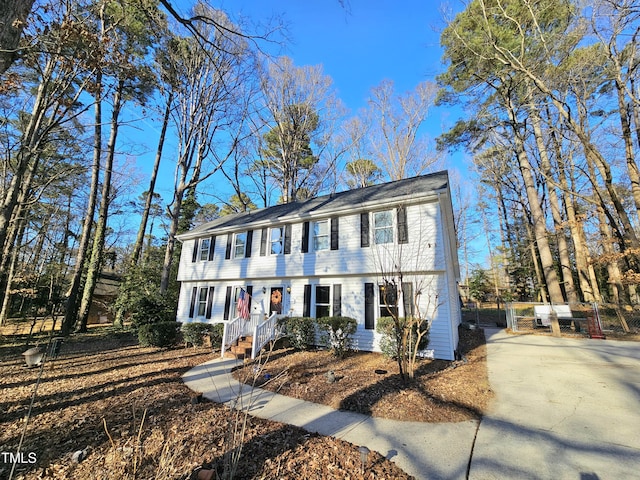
[277,316,316,350]
[181,322,223,347]
[138,321,182,348]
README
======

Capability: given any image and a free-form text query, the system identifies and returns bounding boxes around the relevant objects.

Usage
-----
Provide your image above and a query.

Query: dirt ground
[0,326,488,479]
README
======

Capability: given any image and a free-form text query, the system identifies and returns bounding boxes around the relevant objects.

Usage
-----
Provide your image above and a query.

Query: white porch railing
[251,312,281,360]
[220,313,262,358]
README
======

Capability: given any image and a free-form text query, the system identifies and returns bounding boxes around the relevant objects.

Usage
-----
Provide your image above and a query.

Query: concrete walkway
[182,357,477,479]
[182,329,640,479]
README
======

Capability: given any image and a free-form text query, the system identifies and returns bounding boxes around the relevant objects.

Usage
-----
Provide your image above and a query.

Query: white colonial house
[175,171,462,360]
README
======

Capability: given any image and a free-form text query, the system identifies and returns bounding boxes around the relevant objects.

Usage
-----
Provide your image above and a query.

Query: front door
[269,287,283,315]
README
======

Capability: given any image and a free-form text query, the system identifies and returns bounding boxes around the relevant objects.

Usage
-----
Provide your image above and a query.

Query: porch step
[229,336,253,359]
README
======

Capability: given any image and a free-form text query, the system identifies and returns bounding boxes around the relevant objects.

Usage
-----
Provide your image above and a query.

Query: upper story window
[234,232,247,258]
[373,210,394,244]
[270,227,283,255]
[199,238,211,261]
[313,220,329,251]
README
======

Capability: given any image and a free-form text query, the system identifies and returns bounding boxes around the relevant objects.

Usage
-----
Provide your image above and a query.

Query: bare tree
[365,79,441,181]
[160,6,255,293]
[257,56,344,203]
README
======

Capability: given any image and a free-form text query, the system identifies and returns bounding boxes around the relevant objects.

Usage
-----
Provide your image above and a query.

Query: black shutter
[397,206,408,244]
[360,213,370,247]
[303,284,311,317]
[189,287,197,318]
[247,285,253,313]
[205,286,215,319]
[402,282,414,318]
[191,239,199,262]
[260,228,268,256]
[223,286,232,320]
[246,230,253,257]
[208,236,216,261]
[333,284,342,316]
[225,234,232,259]
[330,217,339,250]
[301,222,309,253]
[284,224,292,254]
[364,283,375,330]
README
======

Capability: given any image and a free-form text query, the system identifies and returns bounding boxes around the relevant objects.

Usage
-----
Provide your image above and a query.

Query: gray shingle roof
[179,170,450,239]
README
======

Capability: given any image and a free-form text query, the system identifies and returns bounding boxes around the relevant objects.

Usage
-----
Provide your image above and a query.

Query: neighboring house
[175,170,461,360]
[87,272,121,325]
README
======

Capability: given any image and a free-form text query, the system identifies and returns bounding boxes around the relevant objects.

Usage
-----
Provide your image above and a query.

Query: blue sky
[226,0,462,122]
[229,1,451,107]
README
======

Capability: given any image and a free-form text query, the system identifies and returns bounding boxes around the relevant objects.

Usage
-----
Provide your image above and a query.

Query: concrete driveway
[472,328,640,479]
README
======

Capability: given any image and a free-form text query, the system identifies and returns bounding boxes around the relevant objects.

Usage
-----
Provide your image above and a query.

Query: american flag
[237,289,250,320]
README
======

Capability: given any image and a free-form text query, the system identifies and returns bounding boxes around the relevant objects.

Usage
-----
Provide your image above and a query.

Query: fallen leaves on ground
[234,327,492,423]
[0,328,414,479]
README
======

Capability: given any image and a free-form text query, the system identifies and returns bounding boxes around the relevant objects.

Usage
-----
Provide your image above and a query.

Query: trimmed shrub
[208,323,224,349]
[317,316,357,358]
[181,322,223,348]
[138,321,182,348]
[277,316,316,350]
[376,316,430,360]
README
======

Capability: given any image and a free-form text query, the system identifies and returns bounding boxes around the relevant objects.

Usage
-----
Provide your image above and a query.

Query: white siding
[175,199,460,360]
[177,203,444,283]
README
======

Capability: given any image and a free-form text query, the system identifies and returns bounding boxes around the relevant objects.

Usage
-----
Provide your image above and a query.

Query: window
[199,238,211,261]
[379,283,398,318]
[234,232,247,258]
[270,227,283,255]
[373,211,394,244]
[313,220,329,251]
[315,285,330,318]
[197,288,208,316]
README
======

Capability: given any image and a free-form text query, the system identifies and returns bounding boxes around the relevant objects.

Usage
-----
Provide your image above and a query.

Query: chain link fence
[505,302,640,336]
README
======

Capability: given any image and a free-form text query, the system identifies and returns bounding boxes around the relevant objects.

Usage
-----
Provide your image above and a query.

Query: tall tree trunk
[160,145,204,294]
[0,209,27,325]
[130,92,172,266]
[562,169,598,303]
[530,105,578,303]
[0,153,38,308]
[528,80,640,253]
[76,80,123,332]
[479,197,499,297]
[596,205,626,304]
[61,71,102,336]
[614,79,640,226]
[0,0,35,74]
[546,110,598,303]
[0,57,52,268]
[631,76,640,150]
[523,216,548,303]
[160,191,184,294]
[506,95,564,303]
